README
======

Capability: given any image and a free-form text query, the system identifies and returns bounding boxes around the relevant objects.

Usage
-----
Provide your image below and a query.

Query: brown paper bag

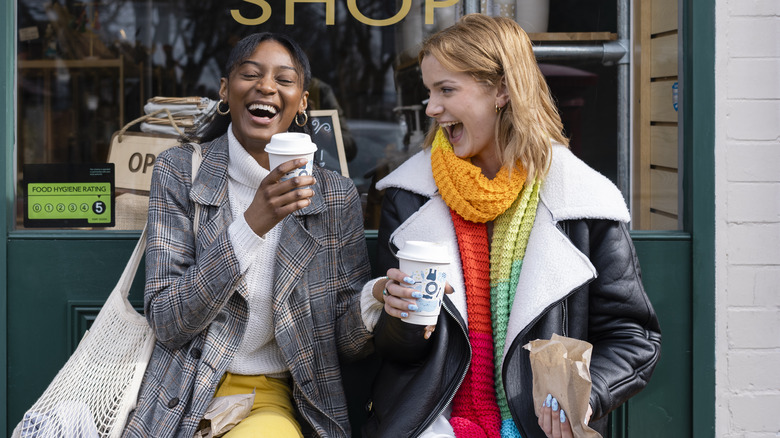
[523,334,601,438]
[192,391,254,438]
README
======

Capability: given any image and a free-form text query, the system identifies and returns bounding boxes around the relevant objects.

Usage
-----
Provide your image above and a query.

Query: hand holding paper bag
[524,334,602,438]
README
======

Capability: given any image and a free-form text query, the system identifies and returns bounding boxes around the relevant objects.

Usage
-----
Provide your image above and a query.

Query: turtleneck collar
[227,123,270,189]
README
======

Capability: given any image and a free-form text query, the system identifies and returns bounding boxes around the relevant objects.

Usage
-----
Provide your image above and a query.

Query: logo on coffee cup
[409,268,446,312]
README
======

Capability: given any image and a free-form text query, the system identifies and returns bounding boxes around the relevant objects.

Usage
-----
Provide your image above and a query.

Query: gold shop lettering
[232,0,459,26]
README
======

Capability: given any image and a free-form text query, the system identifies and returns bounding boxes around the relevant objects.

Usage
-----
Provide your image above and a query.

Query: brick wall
[716,1,780,436]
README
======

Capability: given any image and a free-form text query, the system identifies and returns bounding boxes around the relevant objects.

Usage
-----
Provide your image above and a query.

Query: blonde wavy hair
[419,13,568,180]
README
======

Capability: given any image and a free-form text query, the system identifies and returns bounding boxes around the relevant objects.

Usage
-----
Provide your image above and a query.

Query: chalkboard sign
[309,109,349,177]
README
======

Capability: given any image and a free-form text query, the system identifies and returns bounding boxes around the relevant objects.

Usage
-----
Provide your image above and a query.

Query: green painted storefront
[1,0,716,436]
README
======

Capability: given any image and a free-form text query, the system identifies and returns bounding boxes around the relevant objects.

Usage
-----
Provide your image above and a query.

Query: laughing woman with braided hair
[361,14,661,438]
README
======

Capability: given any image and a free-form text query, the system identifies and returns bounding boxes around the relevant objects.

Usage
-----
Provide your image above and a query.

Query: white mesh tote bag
[13,145,203,438]
[12,226,154,438]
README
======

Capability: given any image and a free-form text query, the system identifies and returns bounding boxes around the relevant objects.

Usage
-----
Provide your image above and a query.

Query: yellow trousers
[213,373,303,438]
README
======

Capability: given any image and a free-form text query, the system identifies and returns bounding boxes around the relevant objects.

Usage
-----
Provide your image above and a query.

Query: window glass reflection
[16,1,675,230]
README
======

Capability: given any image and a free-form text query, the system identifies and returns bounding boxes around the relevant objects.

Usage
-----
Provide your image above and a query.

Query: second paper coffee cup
[396,240,450,325]
[264,132,318,182]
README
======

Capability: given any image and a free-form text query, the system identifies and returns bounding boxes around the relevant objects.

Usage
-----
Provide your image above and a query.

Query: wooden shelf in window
[528,32,618,42]
[18,58,124,69]
[18,57,125,127]
[17,57,125,163]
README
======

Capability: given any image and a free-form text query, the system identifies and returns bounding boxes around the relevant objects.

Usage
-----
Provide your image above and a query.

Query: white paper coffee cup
[264,132,318,182]
[396,240,450,325]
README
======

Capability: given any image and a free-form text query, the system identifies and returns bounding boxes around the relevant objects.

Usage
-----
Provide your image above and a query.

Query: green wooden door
[6,234,146,433]
[613,233,693,436]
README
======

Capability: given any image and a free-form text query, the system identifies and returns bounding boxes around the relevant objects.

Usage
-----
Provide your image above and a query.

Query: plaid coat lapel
[273,167,326,395]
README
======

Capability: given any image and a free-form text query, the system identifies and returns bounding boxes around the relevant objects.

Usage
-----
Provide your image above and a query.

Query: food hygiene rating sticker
[24,163,115,228]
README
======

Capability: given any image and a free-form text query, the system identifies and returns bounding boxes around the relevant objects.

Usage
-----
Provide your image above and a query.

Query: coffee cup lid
[396,240,450,264]
[264,132,317,155]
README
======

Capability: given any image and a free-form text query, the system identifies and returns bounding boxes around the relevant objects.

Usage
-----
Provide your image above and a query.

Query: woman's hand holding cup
[378,268,419,318]
[375,268,454,339]
[244,157,316,237]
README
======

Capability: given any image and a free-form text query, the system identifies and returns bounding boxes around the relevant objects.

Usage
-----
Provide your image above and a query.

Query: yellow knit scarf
[431,128,527,223]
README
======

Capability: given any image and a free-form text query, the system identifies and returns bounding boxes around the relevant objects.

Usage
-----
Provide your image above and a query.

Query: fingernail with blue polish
[551,397,559,411]
[545,394,552,407]
[403,276,415,284]
[560,409,566,423]
[411,291,423,298]
[401,312,409,318]
[408,304,419,311]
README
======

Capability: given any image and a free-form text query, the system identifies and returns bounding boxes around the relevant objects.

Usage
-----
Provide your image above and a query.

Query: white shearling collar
[376,148,438,197]
[376,144,630,223]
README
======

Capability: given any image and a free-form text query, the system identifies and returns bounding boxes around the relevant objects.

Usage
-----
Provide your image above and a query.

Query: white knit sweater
[224,126,383,376]
[225,128,287,376]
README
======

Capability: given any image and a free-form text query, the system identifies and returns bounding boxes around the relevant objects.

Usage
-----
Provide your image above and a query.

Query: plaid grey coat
[122,134,373,438]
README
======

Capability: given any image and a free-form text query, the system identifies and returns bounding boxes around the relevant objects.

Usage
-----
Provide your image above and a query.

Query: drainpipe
[615,0,631,207]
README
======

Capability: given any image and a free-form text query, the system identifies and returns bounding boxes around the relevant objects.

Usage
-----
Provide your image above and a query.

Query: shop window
[14,0,680,231]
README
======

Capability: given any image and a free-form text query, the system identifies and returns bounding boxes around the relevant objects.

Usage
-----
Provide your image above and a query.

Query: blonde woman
[362,14,661,438]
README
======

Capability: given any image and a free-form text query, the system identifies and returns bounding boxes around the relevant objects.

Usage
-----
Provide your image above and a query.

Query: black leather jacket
[362,188,662,438]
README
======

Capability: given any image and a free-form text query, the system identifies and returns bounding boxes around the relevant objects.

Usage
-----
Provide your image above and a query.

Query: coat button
[190,348,202,359]
[168,397,179,408]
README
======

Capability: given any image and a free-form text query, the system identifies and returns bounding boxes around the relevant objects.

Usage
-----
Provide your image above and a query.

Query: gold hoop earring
[216,99,230,116]
[495,104,504,113]
[295,111,308,127]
